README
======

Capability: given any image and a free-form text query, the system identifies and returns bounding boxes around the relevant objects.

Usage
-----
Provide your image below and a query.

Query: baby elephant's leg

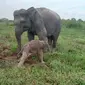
[18,51,31,67]
[38,50,45,64]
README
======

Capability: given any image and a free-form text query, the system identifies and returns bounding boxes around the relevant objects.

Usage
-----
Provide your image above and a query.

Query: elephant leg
[53,31,60,50]
[48,37,53,52]
[38,50,45,64]
[48,38,52,46]
[27,31,34,41]
[52,37,56,48]
[18,51,31,67]
[52,35,60,52]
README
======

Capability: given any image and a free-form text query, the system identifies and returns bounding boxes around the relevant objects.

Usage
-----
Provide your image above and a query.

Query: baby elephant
[17,40,46,67]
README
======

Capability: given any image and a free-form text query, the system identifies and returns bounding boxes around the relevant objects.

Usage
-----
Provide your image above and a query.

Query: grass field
[0,21,85,85]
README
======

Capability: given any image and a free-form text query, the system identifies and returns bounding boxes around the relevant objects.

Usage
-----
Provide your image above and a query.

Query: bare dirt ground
[0,42,38,68]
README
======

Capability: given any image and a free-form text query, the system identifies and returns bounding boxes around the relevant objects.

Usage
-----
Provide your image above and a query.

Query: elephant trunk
[44,37,51,52]
[15,27,23,53]
[37,31,50,52]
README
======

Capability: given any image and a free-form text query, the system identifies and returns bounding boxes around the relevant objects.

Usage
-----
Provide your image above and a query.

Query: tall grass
[0,20,85,85]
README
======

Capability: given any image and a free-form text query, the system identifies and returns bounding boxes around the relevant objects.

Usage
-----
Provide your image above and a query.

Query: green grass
[0,22,85,85]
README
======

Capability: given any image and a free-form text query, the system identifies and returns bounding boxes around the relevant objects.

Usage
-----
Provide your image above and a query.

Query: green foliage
[66,20,82,28]
[0,19,85,85]
[62,18,83,29]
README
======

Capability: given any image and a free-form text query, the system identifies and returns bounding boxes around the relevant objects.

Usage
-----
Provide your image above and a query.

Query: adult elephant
[13,7,61,52]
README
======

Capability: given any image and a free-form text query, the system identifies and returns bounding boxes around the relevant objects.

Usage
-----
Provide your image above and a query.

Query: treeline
[0,18,14,26]
[0,18,85,29]
[0,18,13,22]
[62,18,85,29]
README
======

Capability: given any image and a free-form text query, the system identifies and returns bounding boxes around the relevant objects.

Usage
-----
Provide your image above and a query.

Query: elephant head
[14,9,26,25]
[13,9,31,52]
[13,7,50,52]
[13,9,31,29]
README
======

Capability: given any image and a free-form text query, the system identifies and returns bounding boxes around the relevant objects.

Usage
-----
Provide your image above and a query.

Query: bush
[61,18,83,29]
[66,20,82,28]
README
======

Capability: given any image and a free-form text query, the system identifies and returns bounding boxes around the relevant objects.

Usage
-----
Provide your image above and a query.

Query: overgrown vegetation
[0,18,85,85]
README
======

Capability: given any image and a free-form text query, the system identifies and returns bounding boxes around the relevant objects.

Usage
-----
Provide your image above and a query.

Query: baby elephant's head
[39,40,50,52]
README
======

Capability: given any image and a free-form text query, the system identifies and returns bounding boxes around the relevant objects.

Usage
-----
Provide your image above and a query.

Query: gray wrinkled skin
[13,7,61,52]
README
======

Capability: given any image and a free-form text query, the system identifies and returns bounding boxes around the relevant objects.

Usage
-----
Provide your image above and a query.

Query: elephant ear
[13,10,19,16]
[26,7,45,30]
[26,7,36,18]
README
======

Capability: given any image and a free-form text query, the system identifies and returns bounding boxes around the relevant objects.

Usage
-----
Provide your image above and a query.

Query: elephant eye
[15,15,19,18]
